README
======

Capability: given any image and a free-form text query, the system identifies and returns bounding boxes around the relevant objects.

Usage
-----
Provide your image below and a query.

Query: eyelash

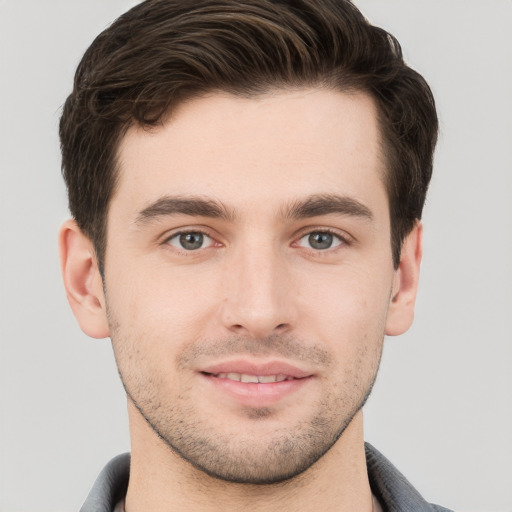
[293,228,351,252]
[162,227,351,254]
[163,229,217,252]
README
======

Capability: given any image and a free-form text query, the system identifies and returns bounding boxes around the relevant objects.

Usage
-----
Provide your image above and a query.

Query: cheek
[106,259,221,354]
[296,263,392,350]
[105,279,186,401]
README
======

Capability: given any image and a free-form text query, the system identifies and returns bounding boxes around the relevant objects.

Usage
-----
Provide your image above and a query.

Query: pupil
[180,233,203,250]
[309,232,333,250]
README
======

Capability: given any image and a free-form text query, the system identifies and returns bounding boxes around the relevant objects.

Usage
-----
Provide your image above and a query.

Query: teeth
[215,373,292,383]
[241,374,259,383]
[258,375,278,383]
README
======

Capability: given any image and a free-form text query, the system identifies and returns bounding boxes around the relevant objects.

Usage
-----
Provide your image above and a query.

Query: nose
[219,243,298,338]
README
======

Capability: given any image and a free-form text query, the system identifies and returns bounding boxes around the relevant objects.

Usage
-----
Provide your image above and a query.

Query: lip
[201,360,312,379]
[199,359,313,407]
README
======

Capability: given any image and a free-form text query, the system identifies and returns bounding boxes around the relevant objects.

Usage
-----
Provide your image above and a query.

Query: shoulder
[365,443,453,512]
[80,453,130,512]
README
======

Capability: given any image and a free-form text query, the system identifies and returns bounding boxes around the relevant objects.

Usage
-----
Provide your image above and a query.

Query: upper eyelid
[171,231,212,246]
[295,231,347,250]
[158,225,353,246]
[167,230,213,240]
[160,226,218,244]
[293,226,353,243]
[299,230,344,240]
[164,230,218,254]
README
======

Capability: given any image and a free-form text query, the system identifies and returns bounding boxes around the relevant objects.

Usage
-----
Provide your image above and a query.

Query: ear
[58,219,110,339]
[385,222,423,336]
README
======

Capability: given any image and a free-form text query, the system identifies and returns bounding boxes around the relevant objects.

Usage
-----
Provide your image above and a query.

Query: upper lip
[200,360,313,379]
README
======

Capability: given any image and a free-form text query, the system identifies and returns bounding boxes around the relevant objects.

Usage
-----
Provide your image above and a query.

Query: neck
[125,405,373,512]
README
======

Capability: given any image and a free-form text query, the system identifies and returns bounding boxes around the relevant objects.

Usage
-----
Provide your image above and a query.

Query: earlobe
[385,222,423,336]
[58,219,110,339]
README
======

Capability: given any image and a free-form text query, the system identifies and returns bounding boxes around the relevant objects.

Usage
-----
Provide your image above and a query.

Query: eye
[297,231,344,250]
[167,231,214,251]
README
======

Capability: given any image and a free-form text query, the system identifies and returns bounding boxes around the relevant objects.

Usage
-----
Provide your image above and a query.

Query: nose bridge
[221,233,296,337]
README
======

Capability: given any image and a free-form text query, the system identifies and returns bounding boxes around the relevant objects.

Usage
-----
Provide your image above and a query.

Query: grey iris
[180,233,204,250]
[309,232,333,250]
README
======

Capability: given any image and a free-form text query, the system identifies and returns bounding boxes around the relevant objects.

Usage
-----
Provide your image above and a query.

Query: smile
[209,373,296,383]
[200,363,313,407]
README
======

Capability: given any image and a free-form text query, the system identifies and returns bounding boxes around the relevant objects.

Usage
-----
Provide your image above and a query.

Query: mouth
[198,361,313,406]
[203,372,297,383]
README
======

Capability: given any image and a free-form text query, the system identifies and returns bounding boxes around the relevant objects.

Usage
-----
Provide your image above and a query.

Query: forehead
[113,88,387,218]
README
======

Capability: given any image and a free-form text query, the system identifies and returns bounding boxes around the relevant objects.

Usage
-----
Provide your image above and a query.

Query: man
[58,0,449,510]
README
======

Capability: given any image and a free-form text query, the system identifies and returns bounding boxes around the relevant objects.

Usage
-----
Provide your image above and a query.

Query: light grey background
[1,1,511,511]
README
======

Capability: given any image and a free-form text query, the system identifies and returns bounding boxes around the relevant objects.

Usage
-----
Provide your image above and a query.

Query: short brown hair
[60,0,438,270]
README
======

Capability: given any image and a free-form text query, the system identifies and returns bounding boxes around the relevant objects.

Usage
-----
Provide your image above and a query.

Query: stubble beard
[110,319,383,485]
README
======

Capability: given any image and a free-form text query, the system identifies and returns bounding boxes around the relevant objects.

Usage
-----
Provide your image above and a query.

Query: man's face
[103,89,402,483]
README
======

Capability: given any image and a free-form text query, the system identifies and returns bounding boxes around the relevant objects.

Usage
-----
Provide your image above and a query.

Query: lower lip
[200,373,312,407]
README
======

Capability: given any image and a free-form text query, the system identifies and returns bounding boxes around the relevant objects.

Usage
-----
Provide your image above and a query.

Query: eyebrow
[135,195,235,224]
[283,194,374,221]
[134,193,373,225]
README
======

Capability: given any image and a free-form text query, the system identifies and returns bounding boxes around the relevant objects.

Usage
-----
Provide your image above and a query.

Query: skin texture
[59,88,422,512]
